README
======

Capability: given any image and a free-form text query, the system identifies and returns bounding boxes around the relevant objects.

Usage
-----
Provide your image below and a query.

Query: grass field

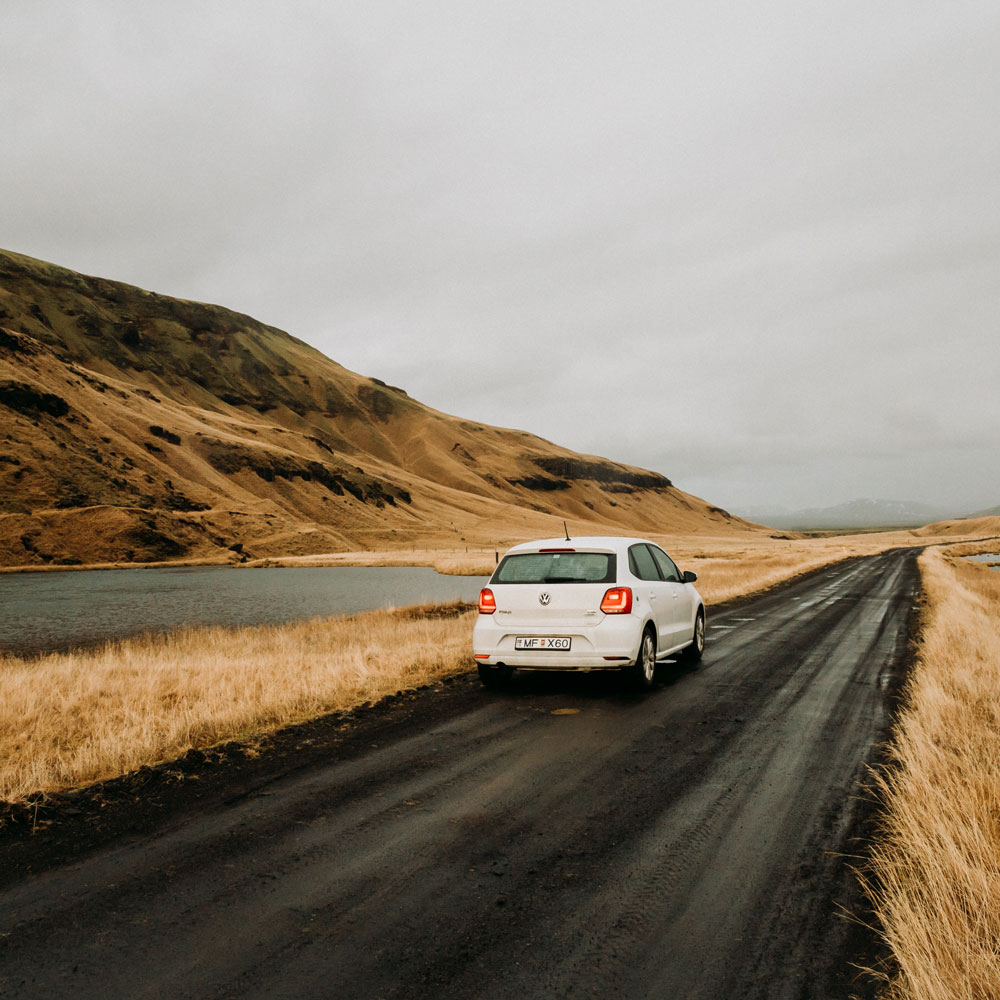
[3,530,998,806]
[864,545,1000,999]
[244,548,501,577]
[0,602,475,803]
[247,531,915,600]
[655,533,905,604]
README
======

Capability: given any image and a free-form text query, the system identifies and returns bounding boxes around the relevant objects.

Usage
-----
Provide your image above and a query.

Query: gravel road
[0,548,919,999]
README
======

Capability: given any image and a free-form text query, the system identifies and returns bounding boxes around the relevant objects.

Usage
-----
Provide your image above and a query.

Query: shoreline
[0,548,500,576]
[0,555,237,575]
[3,531,999,581]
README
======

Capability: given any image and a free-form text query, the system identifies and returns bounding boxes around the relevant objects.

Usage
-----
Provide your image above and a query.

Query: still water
[963,553,1000,567]
[0,565,490,658]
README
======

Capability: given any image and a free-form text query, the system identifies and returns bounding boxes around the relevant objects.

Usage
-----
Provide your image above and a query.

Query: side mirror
[682,570,698,583]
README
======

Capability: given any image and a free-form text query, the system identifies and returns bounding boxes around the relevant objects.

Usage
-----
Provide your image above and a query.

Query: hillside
[912,516,1000,538]
[0,249,762,568]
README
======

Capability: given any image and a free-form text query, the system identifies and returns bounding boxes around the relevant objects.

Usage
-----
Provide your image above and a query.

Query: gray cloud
[4,1,999,514]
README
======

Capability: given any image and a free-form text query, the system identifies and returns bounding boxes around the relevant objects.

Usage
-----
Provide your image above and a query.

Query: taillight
[478,588,497,614]
[600,586,632,614]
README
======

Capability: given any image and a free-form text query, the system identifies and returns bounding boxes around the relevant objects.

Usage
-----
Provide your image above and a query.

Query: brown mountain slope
[912,516,1000,538]
[0,248,762,567]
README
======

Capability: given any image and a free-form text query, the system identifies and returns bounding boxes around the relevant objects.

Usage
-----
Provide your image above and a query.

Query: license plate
[515,636,572,651]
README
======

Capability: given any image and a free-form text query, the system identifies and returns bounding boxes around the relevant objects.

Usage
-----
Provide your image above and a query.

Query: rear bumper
[472,615,642,671]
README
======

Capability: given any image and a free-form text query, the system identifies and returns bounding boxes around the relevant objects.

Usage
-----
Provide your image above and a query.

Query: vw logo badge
[539,592,551,606]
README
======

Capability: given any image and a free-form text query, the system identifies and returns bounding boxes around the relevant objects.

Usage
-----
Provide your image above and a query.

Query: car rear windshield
[491,551,616,585]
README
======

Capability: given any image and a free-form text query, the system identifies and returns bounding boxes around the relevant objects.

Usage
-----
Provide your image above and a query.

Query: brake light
[478,588,497,614]
[600,586,632,614]
[539,547,576,553]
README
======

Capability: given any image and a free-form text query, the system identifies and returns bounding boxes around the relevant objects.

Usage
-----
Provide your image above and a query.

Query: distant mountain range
[0,249,762,567]
[737,498,960,531]
[969,504,1000,518]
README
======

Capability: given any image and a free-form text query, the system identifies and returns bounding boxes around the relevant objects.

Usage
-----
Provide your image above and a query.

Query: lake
[963,552,1000,567]
[0,565,490,658]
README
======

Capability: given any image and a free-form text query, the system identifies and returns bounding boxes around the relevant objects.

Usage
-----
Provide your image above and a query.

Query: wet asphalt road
[0,548,919,999]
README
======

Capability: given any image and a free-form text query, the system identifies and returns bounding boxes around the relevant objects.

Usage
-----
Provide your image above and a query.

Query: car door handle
[649,592,657,600]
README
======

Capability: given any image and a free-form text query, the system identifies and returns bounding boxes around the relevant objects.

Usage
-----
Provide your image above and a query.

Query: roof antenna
[563,520,571,541]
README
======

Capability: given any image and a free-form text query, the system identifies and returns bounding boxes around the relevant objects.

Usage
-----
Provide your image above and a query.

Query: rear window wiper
[543,576,587,583]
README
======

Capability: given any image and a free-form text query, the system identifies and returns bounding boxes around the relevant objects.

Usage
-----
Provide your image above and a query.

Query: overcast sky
[4,1,999,513]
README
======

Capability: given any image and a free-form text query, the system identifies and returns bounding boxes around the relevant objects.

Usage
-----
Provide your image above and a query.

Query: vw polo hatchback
[473,536,705,689]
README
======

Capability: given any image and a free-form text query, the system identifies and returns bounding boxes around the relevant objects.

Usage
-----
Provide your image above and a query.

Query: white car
[473,535,705,689]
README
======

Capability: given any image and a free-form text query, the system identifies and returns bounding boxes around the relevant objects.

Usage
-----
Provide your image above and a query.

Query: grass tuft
[862,548,1000,999]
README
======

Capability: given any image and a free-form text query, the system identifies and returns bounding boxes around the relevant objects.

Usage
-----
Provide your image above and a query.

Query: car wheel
[680,609,705,665]
[627,628,657,690]
[477,662,513,689]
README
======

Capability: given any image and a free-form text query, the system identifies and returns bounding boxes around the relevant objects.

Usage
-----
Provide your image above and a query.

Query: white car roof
[505,536,655,556]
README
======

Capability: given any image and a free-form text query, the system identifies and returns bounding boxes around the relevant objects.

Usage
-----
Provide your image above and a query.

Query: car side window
[628,544,661,581]
[650,546,681,582]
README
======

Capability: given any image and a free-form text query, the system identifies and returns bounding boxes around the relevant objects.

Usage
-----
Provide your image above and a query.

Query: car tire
[626,628,657,690]
[679,609,705,665]
[477,662,513,689]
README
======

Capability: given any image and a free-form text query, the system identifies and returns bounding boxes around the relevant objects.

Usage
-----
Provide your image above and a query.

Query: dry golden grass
[6,527,998,805]
[0,602,474,803]
[244,548,500,577]
[927,538,1000,559]
[912,515,1000,539]
[863,547,1000,999]
[660,534,901,604]
[245,533,917,596]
